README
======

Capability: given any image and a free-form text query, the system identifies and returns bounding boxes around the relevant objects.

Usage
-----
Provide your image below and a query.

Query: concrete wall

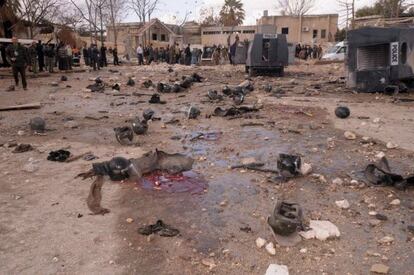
[201,25,257,46]
[257,14,338,44]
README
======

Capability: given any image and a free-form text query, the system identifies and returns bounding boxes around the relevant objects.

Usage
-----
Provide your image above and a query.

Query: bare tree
[107,0,127,46]
[69,0,108,44]
[276,0,315,16]
[19,0,61,38]
[128,0,160,46]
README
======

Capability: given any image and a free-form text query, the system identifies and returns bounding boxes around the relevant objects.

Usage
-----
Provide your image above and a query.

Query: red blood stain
[138,171,208,194]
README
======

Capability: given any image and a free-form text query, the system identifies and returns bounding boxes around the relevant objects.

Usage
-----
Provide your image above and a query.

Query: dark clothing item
[113,48,119,65]
[6,43,29,67]
[91,47,100,70]
[83,48,89,65]
[1,44,10,67]
[138,54,144,65]
[100,46,107,67]
[184,46,191,65]
[12,65,27,89]
[36,43,44,71]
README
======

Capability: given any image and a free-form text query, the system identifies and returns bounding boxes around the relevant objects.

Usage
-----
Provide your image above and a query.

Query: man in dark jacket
[184,44,191,66]
[36,40,45,72]
[6,37,29,90]
[44,44,55,73]
[83,46,89,66]
[100,45,107,67]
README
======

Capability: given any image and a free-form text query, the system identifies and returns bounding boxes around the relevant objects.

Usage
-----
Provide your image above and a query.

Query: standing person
[318,45,323,59]
[57,43,67,70]
[91,44,100,71]
[229,39,238,65]
[28,42,38,75]
[6,37,29,90]
[0,43,10,67]
[212,47,221,65]
[36,40,45,72]
[83,45,89,66]
[148,44,154,64]
[175,43,181,64]
[100,44,107,67]
[66,44,73,70]
[113,46,119,65]
[191,47,197,65]
[184,44,191,66]
[154,47,159,63]
[44,44,55,73]
[136,44,144,65]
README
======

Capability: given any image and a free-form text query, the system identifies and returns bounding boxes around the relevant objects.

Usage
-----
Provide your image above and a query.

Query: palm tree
[219,0,245,26]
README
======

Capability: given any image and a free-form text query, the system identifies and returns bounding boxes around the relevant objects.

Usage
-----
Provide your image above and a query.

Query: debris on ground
[132,118,148,135]
[138,220,180,237]
[370,264,389,274]
[149,93,166,104]
[265,264,289,275]
[114,126,134,144]
[268,200,303,236]
[335,199,350,209]
[77,150,194,214]
[300,220,340,241]
[12,144,33,153]
[213,105,258,117]
[188,106,201,119]
[0,102,42,111]
[256,237,267,248]
[344,131,357,140]
[47,150,71,162]
[277,154,301,178]
[364,157,414,189]
[126,77,135,86]
[265,242,276,255]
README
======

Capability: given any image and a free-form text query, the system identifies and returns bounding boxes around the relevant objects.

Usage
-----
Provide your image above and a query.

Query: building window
[152,33,157,40]
[202,31,222,35]
[321,29,326,39]
[242,30,255,34]
[313,29,318,38]
[161,34,166,41]
[281,27,289,34]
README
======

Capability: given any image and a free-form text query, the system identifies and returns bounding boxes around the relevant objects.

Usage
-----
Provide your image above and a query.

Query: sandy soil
[0,62,413,275]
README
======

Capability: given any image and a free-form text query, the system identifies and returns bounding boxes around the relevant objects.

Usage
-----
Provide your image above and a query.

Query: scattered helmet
[131,117,148,135]
[335,106,350,119]
[268,200,303,236]
[29,117,46,132]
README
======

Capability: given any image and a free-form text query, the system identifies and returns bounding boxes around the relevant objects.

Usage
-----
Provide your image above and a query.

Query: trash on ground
[364,157,414,189]
[277,154,302,178]
[114,126,134,144]
[12,144,33,153]
[268,200,303,236]
[138,220,180,237]
[29,117,46,132]
[132,118,148,135]
[47,149,71,162]
[149,93,166,104]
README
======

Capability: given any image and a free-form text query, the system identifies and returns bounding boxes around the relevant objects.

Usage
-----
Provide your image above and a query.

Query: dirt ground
[0,61,413,275]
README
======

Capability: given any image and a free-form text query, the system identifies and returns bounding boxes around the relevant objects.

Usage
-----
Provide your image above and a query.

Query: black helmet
[114,126,133,144]
[131,117,148,135]
[143,109,155,121]
[93,157,132,181]
[277,154,301,177]
[335,106,350,119]
[29,117,46,132]
[268,200,303,236]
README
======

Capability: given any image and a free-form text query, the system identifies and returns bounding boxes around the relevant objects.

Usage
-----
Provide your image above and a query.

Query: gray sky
[124,0,377,26]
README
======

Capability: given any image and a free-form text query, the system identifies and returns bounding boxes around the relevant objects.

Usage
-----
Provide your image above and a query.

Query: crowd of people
[2,35,326,91]
[134,43,203,66]
[295,44,323,60]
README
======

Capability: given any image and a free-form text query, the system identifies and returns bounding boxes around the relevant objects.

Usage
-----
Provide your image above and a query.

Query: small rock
[299,248,307,253]
[64,121,79,129]
[375,214,388,221]
[241,157,258,166]
[109,260,115,265]
[299,230,316,240]
[375,152,386,159]
[52,256,59,262]
[201,258,216,270]
[50,82,59,87]
[335,199,350,209]
[344,131,356,140]
[378,236,394,244]
[389,199,400,206]
[289,79,297,85]
[300,163,313,176]
[308,220,340,241]
[219,200,228,207]
[370,263,389,274]
[17,130,25,136]
[372,117,381,123]
[332,177,343,185]
[265,242,276,255]
[386,142,398,149]
[256,237,266,248]
[369,211,378,216]
[126,218,134,223]
[23,162,39,173]
[265,264,289,275]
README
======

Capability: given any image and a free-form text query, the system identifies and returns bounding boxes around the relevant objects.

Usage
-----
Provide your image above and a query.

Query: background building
[257,12,338,44]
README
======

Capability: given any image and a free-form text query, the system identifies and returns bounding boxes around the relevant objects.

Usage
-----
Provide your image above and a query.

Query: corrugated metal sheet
[357,44,389,70]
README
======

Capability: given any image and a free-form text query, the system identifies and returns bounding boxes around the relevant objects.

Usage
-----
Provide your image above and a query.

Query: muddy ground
[0,61,413,275]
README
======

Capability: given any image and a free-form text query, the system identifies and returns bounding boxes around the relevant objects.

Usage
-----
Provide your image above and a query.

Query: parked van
[322,41,347,61]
